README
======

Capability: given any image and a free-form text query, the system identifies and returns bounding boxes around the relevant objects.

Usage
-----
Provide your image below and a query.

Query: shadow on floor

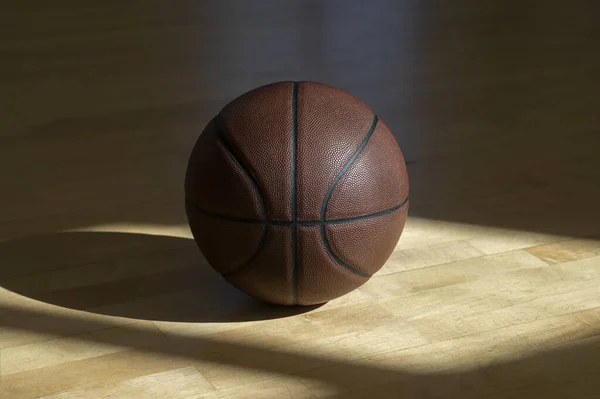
[0,231,319,322]
[1,303,599,398]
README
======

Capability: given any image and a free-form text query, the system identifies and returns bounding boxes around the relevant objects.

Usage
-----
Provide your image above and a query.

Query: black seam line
[212,116,269,276]
[291,81,299,305]
[321,114,379,278]
[221,228,269,277]
[326,196,408,224]
[185,199,263,224]
[185,196,409,227]
[320,115,379,222]
[213,116,268,221]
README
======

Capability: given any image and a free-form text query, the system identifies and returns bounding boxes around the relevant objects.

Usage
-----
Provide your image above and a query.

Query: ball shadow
[0,231,320,322]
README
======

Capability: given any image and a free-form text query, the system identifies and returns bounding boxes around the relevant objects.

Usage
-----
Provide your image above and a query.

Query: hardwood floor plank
[39,367,214,399]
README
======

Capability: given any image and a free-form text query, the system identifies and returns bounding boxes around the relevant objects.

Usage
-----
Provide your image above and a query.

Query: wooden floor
[2,1,600,398]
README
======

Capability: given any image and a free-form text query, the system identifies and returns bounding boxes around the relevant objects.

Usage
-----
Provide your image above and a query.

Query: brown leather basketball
[185,81,409,306]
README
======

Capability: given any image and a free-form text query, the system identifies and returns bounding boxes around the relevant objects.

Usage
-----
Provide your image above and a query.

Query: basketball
[185,81,409,305]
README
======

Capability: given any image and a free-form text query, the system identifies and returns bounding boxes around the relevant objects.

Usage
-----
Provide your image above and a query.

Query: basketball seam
[291,81,299,305]
[213,117,268,220]
[320,114,379,278]
[212,116,269,276]
[221,229,269,277]
[185,196,408,226]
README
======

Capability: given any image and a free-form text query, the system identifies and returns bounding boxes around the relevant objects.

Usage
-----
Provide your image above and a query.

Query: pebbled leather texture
[325,119,409,220]
[185,81,409,305]
[296,81,375,221]
[325,205,409,277]
[185,120,263,220]
[224,225,294,305]
[185,203,264,275]
[297,225,368,305]
[218,81,294,221]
